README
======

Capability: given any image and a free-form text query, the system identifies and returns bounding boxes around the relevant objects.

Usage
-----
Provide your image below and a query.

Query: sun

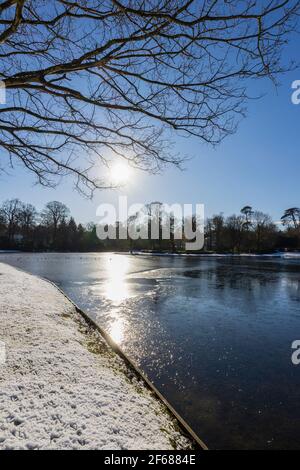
[110,162,131,185]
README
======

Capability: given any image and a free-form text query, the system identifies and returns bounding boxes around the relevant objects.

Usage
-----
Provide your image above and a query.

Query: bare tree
[241,205,254,230]
[210,214,225,252]
[252,210,276,251]
[41,201,70,244]
[0,198,22,241]
[19,203,37,239]
[281,207,300,229]
[226,214,244,253]
[0,1,299,194]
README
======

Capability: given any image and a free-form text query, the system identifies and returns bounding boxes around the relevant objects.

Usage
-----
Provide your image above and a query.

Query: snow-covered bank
[131,251,300,259]
[0,263,191,450]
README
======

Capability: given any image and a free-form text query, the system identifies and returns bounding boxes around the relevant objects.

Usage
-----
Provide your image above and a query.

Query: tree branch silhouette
[0,0,299,194]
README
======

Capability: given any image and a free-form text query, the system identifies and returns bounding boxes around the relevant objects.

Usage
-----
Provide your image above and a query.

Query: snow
[283,252,300,259]
[0,263,191,450]
[132,251,300,259]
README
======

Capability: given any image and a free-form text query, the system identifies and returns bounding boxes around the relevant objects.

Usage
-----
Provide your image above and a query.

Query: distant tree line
[0,199,299,253]
[205,206,300,254]
[0,200,99,252]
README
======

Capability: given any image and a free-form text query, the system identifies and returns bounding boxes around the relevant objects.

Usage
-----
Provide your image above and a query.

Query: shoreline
[130,251,300,259]
[1,250,300,260]
[0,262,196,450]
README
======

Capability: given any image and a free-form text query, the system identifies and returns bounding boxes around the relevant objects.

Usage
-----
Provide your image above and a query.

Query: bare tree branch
[0,0,299,195]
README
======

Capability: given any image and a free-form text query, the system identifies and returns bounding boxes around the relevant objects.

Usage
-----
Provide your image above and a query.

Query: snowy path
[0,263,190,450]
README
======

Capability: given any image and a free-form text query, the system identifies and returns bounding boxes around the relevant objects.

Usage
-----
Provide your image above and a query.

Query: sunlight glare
[104,255,130,304]
[109,316,125,343]
[111,162,131,185]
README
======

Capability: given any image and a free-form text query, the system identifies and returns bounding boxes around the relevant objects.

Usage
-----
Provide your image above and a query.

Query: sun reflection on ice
[104,255,131,344]
[109,315,126,343]
[104,255,130,304]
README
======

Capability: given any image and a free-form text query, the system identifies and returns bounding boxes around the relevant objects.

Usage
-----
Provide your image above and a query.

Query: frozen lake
[1,252,300,449]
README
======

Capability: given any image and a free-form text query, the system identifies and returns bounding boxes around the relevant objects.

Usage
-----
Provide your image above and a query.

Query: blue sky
[1,45,299,225]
